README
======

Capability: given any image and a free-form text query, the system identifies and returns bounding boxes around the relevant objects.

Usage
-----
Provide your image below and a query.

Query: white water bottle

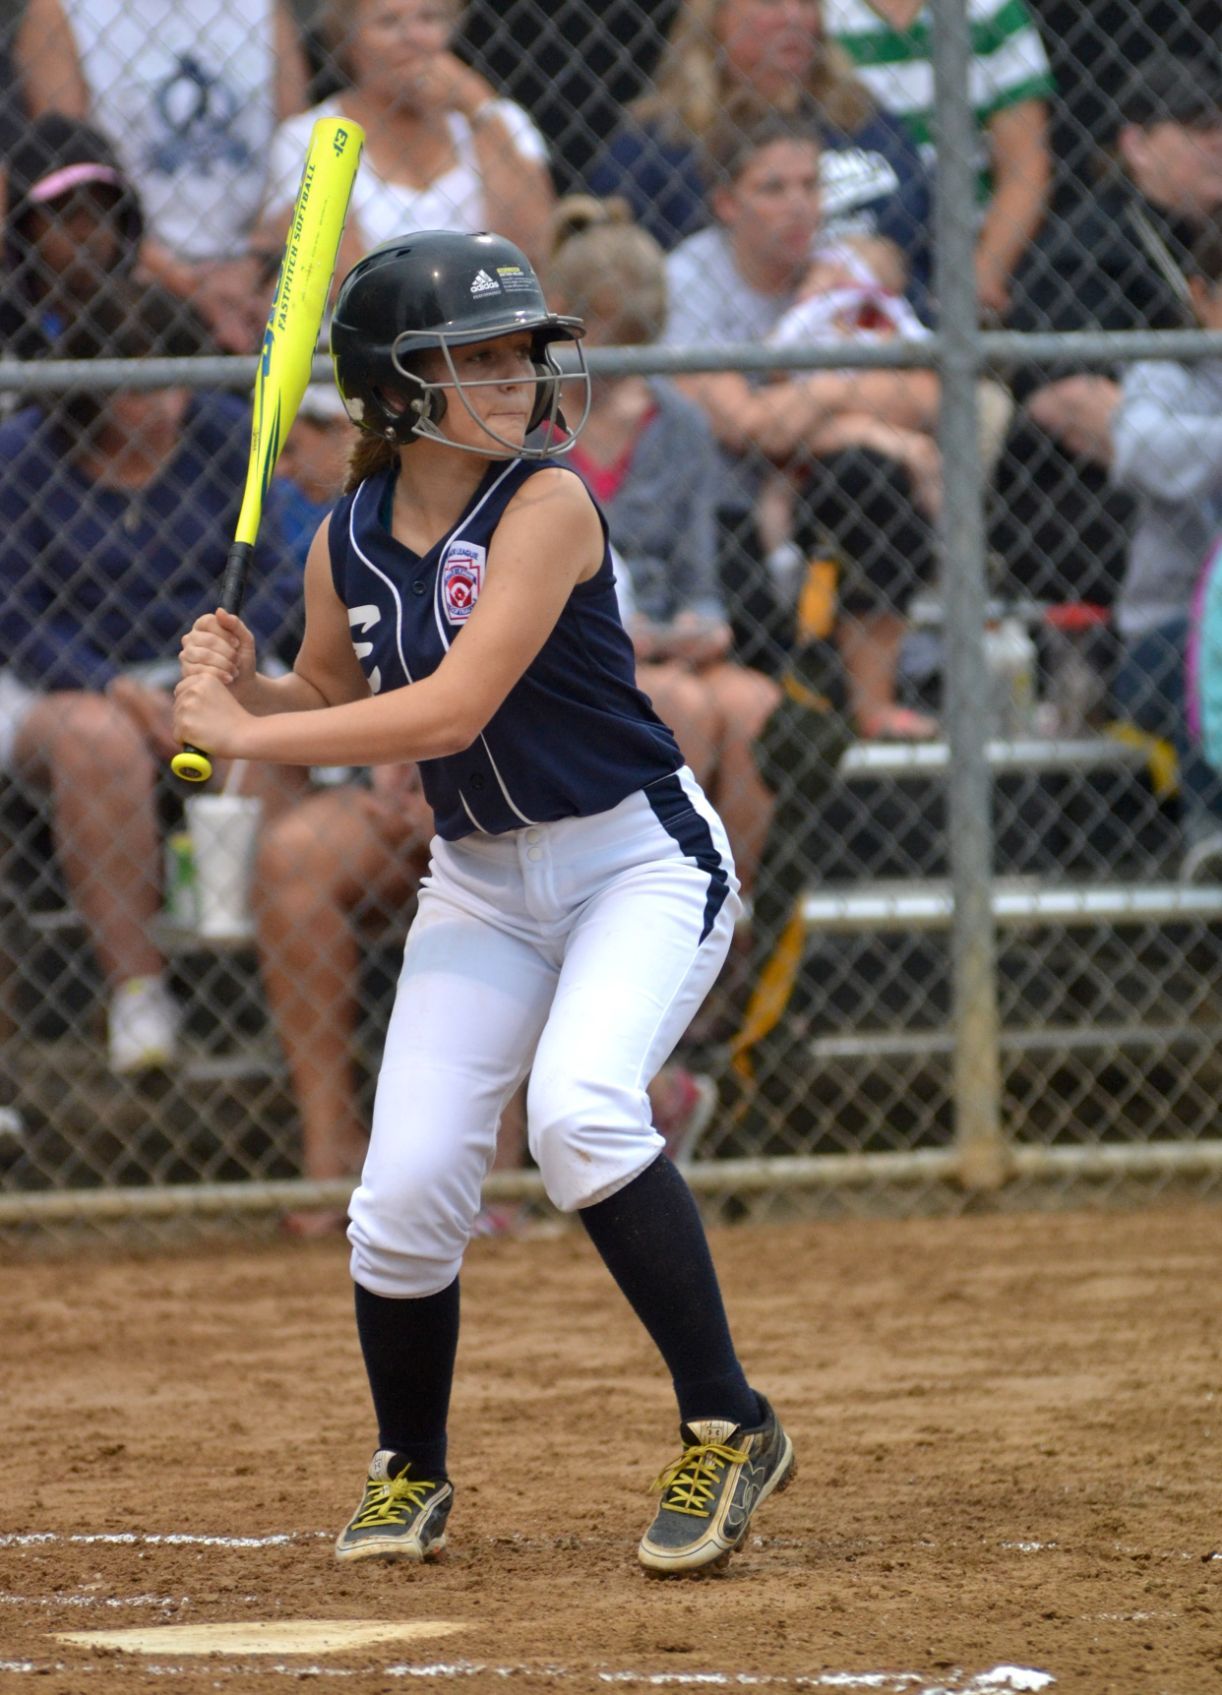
[983,616,1037,739]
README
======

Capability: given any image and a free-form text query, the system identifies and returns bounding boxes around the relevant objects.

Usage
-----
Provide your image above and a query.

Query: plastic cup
[184,794,263,940]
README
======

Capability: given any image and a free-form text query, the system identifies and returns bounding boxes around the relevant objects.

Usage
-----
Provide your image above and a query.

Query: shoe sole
[639,1437,797,1579]
[333,1534,447,1565]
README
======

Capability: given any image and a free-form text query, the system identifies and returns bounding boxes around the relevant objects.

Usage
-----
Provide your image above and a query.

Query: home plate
[54,1619,464,1655]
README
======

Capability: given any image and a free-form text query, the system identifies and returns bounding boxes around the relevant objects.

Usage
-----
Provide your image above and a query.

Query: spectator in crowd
[0,112,142,359]
[1025,0,1219,214]
[254,759,433,1235]
[0,0,88,166]
[547,194,780,896]
[826,0,1053,320]
[1108,215,1222,872]
[587,0,933,311]
[995,53,1222,610]
[0,282,306,1075]
[663,107,942,738]
[258,0,554,277]
[42,0,309,352]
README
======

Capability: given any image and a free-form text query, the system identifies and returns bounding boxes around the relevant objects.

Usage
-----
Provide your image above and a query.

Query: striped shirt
[826,0,1052,194]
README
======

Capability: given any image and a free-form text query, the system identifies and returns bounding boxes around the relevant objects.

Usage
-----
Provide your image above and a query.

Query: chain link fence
[3,0,1222,1237]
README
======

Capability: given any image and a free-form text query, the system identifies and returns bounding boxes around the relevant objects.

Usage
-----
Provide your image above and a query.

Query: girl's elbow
[433,702,489,756]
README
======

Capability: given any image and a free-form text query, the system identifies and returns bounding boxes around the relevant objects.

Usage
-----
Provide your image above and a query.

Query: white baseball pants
[347,768,741,1297]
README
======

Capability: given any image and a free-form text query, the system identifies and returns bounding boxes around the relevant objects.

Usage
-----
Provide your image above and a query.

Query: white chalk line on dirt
[0,1592,185,1609]
[0,1531,331,1548]
[0,1658,1053,1692]
[7,1529,1214,1562]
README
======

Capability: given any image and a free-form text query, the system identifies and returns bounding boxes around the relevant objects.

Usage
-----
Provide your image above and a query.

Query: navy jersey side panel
[328,459,681,838]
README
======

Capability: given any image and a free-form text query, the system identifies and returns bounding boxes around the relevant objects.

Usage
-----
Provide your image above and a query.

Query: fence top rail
[800,880,1222,932]
[4,327,1222,393]
[839,736,1145,779]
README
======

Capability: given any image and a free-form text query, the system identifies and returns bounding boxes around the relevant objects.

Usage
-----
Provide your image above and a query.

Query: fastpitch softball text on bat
[171,116,364,785]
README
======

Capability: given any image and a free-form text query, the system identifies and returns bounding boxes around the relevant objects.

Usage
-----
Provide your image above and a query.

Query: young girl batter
[175,229,794,1577]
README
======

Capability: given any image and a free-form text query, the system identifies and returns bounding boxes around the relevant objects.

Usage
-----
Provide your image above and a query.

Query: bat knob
[171,748,214,783]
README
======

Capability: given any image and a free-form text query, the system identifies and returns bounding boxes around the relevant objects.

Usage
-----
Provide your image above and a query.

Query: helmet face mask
[330,230,591,459]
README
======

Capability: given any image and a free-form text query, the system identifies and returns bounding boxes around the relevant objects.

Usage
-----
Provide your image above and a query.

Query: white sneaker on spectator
[1179,832,1222,885]
[652,1066,718,1167]
[108,975,181,1075]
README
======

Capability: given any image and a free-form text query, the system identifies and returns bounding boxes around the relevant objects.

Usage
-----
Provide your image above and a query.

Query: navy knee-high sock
[579,1154,760,1429]
[353,1278,459,1478]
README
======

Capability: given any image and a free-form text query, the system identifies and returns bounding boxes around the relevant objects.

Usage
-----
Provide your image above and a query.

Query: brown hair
[547,196,668,345]
[702,98,823,193]
[633,0,872,142]
[344,431,398,492]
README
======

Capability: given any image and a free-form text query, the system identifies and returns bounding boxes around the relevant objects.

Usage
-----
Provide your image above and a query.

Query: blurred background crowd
[3,0,1222,1222]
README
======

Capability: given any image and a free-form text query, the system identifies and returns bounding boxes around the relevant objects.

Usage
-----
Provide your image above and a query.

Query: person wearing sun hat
[0,110,143,359]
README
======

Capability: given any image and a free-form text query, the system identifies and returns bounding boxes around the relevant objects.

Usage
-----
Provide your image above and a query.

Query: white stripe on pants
[347,768,741,1297]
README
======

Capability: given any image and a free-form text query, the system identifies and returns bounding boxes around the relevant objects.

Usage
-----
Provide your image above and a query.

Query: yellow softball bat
[172,115,364,783]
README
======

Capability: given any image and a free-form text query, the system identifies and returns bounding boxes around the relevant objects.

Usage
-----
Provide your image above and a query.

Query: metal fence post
[931,0,1006,1189]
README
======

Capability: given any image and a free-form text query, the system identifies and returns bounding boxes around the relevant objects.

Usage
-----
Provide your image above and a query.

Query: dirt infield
[1,1202,1220,1693]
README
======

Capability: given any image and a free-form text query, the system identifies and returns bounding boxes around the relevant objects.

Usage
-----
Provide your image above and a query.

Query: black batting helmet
[329,229,589,457]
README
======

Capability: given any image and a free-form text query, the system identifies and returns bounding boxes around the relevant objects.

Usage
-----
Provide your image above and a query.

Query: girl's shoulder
[505,458,599,513]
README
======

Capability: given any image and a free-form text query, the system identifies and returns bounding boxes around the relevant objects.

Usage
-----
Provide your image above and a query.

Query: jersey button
[527,847,543,862]
[525,827,543,844]
[469,773,486,791]
[412,580,426,596]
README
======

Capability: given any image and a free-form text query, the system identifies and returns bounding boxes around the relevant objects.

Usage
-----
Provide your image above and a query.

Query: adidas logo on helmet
[469,269,499,295]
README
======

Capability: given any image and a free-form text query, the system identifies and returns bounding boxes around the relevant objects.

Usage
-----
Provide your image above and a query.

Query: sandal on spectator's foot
[857,706,939,741]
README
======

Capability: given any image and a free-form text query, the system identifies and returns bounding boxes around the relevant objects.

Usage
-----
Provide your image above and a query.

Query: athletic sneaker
[651,1066,718,1167]
[638,1396,795,1577]
[334,1450,453,1563]
[107,975,181,1075]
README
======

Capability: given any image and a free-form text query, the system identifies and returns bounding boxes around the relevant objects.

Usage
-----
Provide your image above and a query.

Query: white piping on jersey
[348,481,413,686]
[432,462,538,831]
[458,790,489,832]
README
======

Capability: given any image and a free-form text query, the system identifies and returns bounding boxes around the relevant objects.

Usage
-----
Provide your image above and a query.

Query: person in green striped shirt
[825,0,1053,317]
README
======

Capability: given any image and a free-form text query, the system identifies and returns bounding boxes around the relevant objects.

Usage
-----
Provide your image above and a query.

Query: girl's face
[715,139,823,277]
[714,0,822,96]
[420,331,538,452]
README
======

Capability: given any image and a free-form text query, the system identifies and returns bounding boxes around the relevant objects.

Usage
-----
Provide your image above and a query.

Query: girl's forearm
[241,669,333,717]
[236,676,472,767]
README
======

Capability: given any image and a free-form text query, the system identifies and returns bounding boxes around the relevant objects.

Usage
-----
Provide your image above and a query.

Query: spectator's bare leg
[216,758,311,823]
[701,664,781,896]
[838,610,936,740]
[15,692,165,988]
[636,662,721,785]
[253,787,420,1207]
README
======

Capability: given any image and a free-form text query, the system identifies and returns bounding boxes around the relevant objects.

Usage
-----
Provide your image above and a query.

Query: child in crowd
[1110,215,1222,872]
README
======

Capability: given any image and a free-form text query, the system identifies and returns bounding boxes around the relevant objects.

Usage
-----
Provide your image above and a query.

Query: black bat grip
[171,540,254,783]
[217,539,253,616]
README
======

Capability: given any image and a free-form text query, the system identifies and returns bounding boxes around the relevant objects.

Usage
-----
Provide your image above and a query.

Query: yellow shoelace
[651,1441,749,1518]
[352,1473,436,1529]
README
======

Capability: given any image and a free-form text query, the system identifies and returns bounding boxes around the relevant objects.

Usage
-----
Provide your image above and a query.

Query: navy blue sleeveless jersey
[328,456,682,840]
